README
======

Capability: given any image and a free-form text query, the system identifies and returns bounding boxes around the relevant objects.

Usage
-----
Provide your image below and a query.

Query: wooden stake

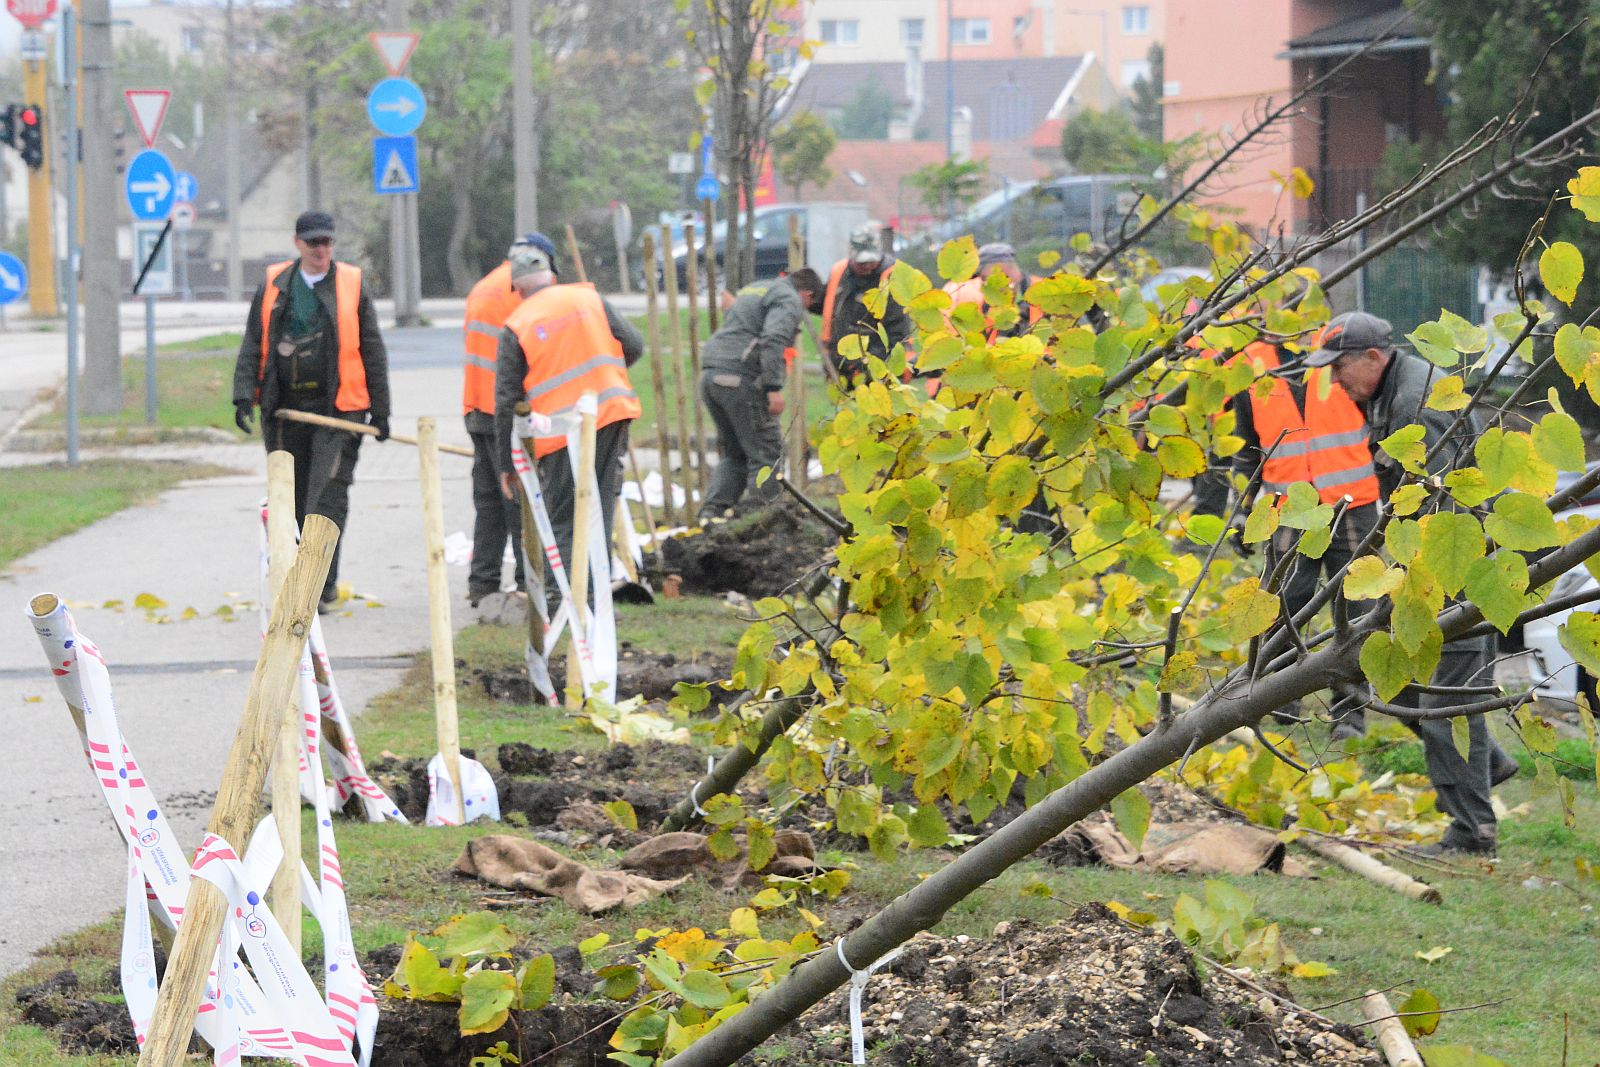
[417,417,464,824]
[136,517,337,1067]
[683,220,710,499]
[702,197,721,333]
[641,231,678,527]
[1299,836,1442,904]
[564,223,589,284]
[662,229,696,518]
[1360,991,1424,1067]
[565,399,598,706]
[627,443,659,555]
[273,409,474,457]
[264,451,302,955]
[786,213,807,488]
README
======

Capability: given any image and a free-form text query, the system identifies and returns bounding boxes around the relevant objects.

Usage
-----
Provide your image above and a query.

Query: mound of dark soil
[658,498,838,596]
[465,643,732,706]
[16,968,201,1057]
[783,906,1378,1067]
[370,741,707,827]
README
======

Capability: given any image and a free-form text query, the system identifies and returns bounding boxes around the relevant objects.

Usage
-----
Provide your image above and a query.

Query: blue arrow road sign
[0,251,27,305]
[367,77,426,136]
[125,149,176,221]
[174,171,197,203]
[373,135,419,195]
[695,174,720,202]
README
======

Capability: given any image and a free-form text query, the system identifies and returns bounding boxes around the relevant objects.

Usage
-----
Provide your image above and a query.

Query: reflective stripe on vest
[818,260,848,345]
[257,260,367,411]
[463,261,521,415]
[1249,342,1379,506]
[505,282,640,458]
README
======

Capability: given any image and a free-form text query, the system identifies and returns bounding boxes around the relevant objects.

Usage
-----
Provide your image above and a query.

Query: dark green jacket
[701,276,807,392]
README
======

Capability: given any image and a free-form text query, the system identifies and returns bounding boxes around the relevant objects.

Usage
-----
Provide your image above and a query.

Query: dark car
[929,174,1141,252]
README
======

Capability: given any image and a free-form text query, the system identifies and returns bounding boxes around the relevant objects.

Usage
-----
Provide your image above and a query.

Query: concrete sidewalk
[0,351,481,977]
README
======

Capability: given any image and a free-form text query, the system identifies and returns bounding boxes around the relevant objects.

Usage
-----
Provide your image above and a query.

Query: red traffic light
[19,107,38,126]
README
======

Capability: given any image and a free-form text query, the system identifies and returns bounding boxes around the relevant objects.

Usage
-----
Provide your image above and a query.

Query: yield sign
[124,89,171,149]
[368,31,419,76]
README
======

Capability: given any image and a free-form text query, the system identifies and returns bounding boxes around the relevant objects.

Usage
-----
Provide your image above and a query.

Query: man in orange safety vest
[492,235,645,575]
[232,210,390,612]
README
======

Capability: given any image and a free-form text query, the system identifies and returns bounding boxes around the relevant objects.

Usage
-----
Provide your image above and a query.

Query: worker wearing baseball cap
[1307,310,1505,855]
[818,221,912,385]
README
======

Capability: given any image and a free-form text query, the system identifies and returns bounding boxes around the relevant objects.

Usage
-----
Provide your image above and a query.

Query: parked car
[1509,462,1600,708]
[927,174,1142,254]
[643,202,869,289]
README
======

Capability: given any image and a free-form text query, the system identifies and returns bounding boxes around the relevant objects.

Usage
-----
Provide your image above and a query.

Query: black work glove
[233,401,254,435]
[371,414,390,442]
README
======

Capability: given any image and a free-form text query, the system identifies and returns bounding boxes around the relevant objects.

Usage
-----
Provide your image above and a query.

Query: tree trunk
[445,142,481,294]
[664,520,1600,1067]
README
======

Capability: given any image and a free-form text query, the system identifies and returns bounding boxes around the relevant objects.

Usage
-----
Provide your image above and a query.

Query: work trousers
[700,370,783,516]
[467,426,525,596]
[1403,646,1498,848]
[267,410,363,602]
[538,420,629,583]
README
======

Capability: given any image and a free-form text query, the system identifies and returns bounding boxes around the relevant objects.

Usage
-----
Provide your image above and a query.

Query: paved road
[0,335,484,977]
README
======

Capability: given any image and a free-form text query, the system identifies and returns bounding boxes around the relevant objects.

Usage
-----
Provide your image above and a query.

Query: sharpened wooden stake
[136,516,338,1067]
[273,408,474,457]
[641,231,678,527]
[683,220,710,499]
[1360,991,1423,1067]
[417,416,464,823]
[264,451,302,955]
[1299,836,1442,904]
[565,398,598,706]
[665,227,695,517]
[627,443,659,555]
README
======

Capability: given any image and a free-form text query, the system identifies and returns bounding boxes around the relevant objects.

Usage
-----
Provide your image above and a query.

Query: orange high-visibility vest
[462,261,521,415]
[256,260,368,411]
[1248,342,1378,506]
[506,282,640,458]
[818,260,848,345]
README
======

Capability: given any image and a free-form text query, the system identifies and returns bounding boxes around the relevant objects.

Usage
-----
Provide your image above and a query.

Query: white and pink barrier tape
[27,595,371,1064]
[511,399,619,704]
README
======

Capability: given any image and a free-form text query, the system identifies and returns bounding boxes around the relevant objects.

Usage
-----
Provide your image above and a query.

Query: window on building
[1122,6,1150,35]
[180,26,204,54]
[1121,59,1151,88]
[900,18,925,47]
[820,19,860,46]
[950,17,991,45]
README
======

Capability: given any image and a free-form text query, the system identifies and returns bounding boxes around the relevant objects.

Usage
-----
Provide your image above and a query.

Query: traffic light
[18,105,42,170]
[0,105,15,150]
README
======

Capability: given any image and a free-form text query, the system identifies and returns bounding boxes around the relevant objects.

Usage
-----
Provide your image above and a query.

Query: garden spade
[417,417,500,827]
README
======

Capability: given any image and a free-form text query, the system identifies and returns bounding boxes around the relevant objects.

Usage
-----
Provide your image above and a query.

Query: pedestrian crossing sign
[372,135,419,195]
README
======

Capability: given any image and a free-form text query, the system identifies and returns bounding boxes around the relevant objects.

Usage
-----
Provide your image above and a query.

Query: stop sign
[7,0,56,29]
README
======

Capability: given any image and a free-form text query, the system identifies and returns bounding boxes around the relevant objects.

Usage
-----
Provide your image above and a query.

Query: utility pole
[22,44,57,316]
[60,3,81,463]
[511,0,537,234]
[224,0,242,301]
[80,0,121,415]
[389,0,421,324]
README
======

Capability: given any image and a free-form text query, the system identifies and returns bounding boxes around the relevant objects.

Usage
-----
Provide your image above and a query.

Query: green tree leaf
[1483,492,1560,551]
[906,804,951,848]
[1533,411,1586,472]
[1378,424,1427,474]
[1157,437,1207,478]
[1279,481,1333,531]
[937,236,980,283]
[1559,611,1600,677]
[1398,987,1441,1038]
[681,969,732,1010]
[1541,240,1584,305]
[1419,512,1483,596]
[1474,428,1531,494]
[1462,551,1529,634]
[515,954,556,1012]
[1360,631,1412,702]
[459,968,517,1035]
[1110,787,1151,850]
[987,455,1039,516]
[1242,495,1279,543]
[1344,556,1404,600]
[1554,322,1600,386]
[1569,166,1600,221]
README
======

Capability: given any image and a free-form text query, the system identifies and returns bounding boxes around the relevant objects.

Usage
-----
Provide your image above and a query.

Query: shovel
[417,416,500,827]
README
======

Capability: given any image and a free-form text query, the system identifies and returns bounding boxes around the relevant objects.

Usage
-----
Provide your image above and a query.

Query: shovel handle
[273,409,475,457]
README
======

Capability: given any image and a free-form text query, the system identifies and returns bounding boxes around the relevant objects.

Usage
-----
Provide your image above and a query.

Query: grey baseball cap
[1303,310,1394,367]
[849,222,883,264]
[977,242,1017,269]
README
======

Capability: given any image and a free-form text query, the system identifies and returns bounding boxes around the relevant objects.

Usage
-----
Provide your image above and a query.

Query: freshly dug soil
[780,906,1380,1066]
[658,498,839,596]
[465,642,733,705]
[367,997,620,1066]
[370,741,709,827]
[15,967,203,1057]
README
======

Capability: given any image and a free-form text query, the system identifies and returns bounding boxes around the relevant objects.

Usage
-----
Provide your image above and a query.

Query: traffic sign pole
[375,7,422,327]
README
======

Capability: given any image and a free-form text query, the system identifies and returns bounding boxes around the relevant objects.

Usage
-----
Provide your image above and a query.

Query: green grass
[159,331,244,354]
[0,460,233,567]
[35,351,244,436]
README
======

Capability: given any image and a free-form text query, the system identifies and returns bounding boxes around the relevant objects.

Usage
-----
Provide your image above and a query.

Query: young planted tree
[769,110,836,200]
[679,0,810,289]
[908,158,988,222]
[626,103,1600,1063]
